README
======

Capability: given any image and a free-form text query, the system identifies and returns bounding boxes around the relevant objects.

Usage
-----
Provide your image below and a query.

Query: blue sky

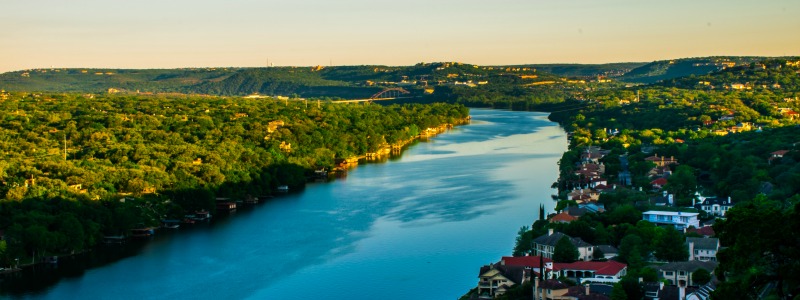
[1,0,798,72]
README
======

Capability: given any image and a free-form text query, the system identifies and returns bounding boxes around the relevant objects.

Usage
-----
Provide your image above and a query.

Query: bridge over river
[332,87,413,103]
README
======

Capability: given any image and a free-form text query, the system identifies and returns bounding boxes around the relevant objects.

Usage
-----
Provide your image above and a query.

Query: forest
[0,92,468,266]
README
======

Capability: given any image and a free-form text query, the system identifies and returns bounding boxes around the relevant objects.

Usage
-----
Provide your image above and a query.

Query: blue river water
[4,109,567,299]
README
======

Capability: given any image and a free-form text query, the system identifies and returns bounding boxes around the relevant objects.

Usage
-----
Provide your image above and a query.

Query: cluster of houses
[472,142,800,298]
[476,254,627,299]
[471,145,735,299]
[474,226,721,299]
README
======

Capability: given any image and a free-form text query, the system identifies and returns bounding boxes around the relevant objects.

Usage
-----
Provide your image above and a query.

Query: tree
[639,267,659,282]
[714,196,800,299]
[610,282,628,300]
[665,165,697,206]
[592,247,605,261]
[692,268,711,286]
[619,234,646,271]
[619,275,645,300]
[512,226,533,257]
[553,236,579,263]
[654,227,688,262]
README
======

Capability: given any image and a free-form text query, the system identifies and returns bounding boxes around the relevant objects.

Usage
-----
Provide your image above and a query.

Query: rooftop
[686,237,719,250]
[554,260,627,276]
[643,210,699,217]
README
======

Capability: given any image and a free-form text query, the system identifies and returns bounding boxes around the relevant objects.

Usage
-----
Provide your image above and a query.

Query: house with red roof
[549,211,578,224]
[501,255,552,269]
[588,178,608,189]
[552,260,628,283]
[769,150,789,164]
[685,226,715,238]
[650,177,668,189]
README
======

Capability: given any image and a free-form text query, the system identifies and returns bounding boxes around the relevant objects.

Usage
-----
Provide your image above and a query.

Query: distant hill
[3,57,795,98]
[618,57,766,84]
[657,57,800,92]
[522,63,646,78]
[0,63,554,99]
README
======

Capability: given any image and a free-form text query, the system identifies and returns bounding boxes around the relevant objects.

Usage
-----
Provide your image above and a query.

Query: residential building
[550,211,578,224]
[533,229,595,261]
[567,204,606,219]
[568,188,599,202]
[645,154,679,167]
[658,261,717,286]
[694,197,734,217]
[534,279,612,300]
[642,210,700,230]
[553,260,628,283]
[650,178,668,190]
[649,192,675,206]
[594,245,619,260]
[477,263,529,299]
[533,278,570,300]
[501,255,552,273]
[686,237,720,262]
[588,178,608,189]
[685,226,715,238]
[644,282,702,300]
[769,150,789,164]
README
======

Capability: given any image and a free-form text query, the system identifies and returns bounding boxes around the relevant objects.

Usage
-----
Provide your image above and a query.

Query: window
[665,271,674,276]
[679,271,686,276]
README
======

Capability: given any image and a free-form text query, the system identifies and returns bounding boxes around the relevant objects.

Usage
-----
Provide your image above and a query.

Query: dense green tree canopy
[553,236,579,263]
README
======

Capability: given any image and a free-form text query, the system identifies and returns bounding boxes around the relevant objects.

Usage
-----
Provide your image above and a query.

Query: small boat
[192,210,212,221]
[103,235,128,244]
[277,185,289,193]
[216,198,237,211]
[161,219,181,229]
[131,227,155,238]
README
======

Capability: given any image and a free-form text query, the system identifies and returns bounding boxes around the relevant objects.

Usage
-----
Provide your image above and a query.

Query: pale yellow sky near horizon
[1,0,799,73]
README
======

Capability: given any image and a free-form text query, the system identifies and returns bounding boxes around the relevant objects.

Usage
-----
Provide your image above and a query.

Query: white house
[686,237,720,262]
[694,197,734,217]
[658,261,717,287]
[642,210,700,230]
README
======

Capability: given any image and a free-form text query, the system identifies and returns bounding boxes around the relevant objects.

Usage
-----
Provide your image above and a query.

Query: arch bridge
[333,88,412,103]
[370,88,410,100]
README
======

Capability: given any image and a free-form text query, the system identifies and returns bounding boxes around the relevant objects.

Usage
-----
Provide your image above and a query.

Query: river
[1,108,567,299]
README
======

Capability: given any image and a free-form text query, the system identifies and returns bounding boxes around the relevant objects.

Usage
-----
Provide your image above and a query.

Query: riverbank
[2,109,567,300]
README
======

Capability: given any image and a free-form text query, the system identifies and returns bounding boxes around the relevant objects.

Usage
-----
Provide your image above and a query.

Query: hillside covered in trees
[0,92,468,265]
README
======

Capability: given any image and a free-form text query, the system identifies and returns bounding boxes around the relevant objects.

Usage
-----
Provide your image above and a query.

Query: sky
[1,0,799,73]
